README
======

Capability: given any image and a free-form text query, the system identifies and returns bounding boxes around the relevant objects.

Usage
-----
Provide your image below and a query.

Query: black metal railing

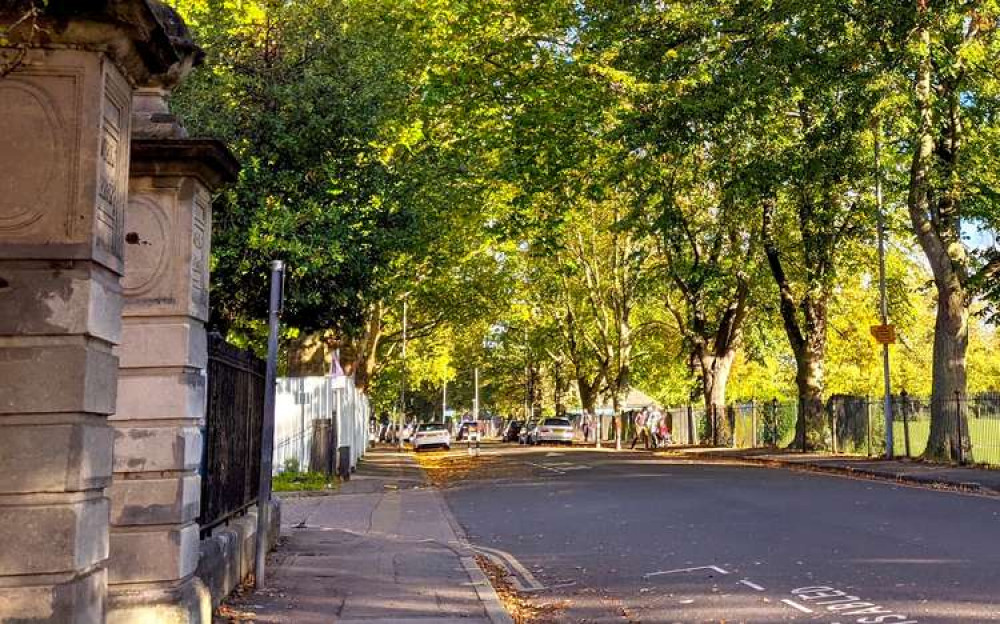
[200,333,266,534]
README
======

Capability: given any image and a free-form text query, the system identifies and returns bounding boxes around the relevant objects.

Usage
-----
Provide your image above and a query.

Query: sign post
[255,260,284,588]
[874,125,895,459]
[467,421,480,456]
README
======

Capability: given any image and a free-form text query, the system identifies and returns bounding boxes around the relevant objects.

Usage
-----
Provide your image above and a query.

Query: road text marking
[739,579,766,591]
[781,599,814,614]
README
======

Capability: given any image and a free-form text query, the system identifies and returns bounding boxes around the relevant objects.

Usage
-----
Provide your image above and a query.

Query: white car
[535,417,574,445]
[412,422,451,451]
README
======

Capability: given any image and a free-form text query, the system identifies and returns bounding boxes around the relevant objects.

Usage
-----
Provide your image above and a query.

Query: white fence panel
[274,375,370,475]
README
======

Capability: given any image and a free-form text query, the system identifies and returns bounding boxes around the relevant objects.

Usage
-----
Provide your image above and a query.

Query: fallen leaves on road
[476,554,567,624]
[415,450,536,486]
[215,604,258,621]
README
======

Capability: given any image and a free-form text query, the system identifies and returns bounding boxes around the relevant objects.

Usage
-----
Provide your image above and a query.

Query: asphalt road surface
[441,445,1000,623]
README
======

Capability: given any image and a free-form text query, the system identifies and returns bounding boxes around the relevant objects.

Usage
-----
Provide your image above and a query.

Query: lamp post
[399,299,407,451]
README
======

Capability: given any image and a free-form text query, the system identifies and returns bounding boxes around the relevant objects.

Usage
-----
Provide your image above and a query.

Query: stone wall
[196,500,282,610]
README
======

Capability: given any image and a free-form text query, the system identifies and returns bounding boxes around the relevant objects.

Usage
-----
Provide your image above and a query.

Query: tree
[899,0,1000,460]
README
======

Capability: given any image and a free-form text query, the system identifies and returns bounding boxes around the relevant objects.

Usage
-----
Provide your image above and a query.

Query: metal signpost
[254,260,284,588]
[874,127,895,459]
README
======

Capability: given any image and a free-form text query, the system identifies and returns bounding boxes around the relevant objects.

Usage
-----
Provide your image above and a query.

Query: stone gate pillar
[107,85,238,621]
[0,4,179,622]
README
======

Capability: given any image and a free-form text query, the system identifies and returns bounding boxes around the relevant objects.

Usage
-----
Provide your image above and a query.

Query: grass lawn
[890,419,1000,466]
[272,470,337,492]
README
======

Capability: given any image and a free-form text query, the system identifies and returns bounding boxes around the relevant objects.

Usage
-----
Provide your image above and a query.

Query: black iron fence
[200,334,266,533]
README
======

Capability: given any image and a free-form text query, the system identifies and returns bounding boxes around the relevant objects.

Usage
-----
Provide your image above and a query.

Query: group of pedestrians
[577,406,672,449]
[628,406,671,450]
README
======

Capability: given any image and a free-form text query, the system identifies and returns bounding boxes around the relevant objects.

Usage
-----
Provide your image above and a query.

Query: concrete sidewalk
[665,446,1000,495]
[217,448,511,624]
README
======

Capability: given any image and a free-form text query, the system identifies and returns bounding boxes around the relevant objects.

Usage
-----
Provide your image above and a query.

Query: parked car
[519,420,539,445]
[456,421,472,441]
[534,417,574,445]
[503,420,525,442]
[412,422,451,451]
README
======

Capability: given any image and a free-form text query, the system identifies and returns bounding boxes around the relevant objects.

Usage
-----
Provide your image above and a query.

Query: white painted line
[739,579,766,591]
[644,565,730,578]
[781,599,814,614]
[525,462,566,474]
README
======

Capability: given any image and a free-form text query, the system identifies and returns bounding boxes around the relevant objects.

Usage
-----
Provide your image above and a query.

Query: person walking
[630,408,650,450]
[647,407,661,449]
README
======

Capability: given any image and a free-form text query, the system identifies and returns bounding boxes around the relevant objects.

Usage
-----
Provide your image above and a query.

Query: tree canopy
[171,0,1000,457]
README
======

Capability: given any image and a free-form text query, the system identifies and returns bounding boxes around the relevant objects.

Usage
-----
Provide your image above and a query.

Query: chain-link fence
[711,392,1000,467]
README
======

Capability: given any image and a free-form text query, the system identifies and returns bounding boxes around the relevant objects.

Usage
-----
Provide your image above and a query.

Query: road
[437,444,1000,623]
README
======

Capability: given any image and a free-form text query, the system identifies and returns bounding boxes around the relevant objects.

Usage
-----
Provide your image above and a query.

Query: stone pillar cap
[131,138,240,190]
[0,0,183,86]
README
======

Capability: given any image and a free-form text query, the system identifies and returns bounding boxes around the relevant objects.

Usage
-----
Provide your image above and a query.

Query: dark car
[503,420,525,442]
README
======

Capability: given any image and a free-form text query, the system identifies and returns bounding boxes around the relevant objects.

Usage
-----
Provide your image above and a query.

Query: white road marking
[739,579,766,591]
[644,565,730,578]
[472,545,546,591]
[781,599,814,614]
[525,462,566,474]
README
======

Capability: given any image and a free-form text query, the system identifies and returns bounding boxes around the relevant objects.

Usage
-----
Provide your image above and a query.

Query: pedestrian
[630,408,650,450]
[582,411,591,443]
[647,408,661,448]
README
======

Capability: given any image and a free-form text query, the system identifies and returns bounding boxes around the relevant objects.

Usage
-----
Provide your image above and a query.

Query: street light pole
[875,123,894,459]
[399,299,407,451]
[443,379,448,425]
[474,367,480,421]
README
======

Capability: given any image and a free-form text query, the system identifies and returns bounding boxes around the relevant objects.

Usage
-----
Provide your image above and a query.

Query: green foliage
[163,0,1000,424]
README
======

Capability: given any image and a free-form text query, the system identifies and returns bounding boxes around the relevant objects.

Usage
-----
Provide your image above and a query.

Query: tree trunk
[924,279,970,461]
[578,377,598,415]
[792,337,826,451]
[353,302,383,392]
[700,349,735,446]
[906,15,972,462]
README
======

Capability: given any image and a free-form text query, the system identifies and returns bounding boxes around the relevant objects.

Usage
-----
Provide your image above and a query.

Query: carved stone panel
[123,177,212,321]
[0,59,80,246]
[189,187,211,320]
[94,61,133,271]
[122,195,172,299]
[0,50,133,276]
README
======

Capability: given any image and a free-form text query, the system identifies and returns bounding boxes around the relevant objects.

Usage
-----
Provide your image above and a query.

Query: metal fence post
[901,392,911,458]
[799,396,806,453]
[751,400,757,448]
[687,404,694,445]
[955,390,965,465]
[711,405,718,447]
[866,395,872,457]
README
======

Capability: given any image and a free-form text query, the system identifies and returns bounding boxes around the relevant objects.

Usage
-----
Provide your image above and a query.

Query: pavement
[660,445,1000,496]
[217,447,512,624]
[440,444,1000,623]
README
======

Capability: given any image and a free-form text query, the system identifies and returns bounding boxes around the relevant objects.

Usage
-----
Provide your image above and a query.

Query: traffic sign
[870,324,896,344]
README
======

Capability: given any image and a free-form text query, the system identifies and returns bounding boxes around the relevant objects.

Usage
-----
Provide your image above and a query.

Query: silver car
[534,417,574,445]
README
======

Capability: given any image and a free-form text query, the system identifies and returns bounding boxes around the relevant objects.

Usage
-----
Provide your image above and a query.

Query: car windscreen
[419,423,447,432]
[543,418,571,426]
